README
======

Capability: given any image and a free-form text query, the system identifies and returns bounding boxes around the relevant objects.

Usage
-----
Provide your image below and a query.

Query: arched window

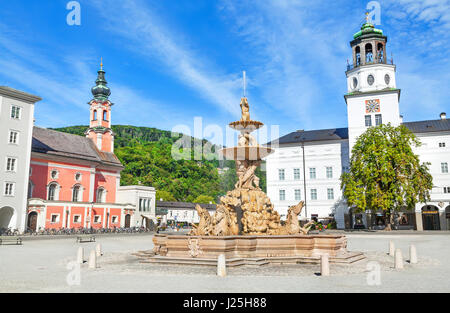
[355,46,361,66]
[96,187,105,203]
[377,43,384,63]
[93,110,97,121]
[72,185,81,202]
[365,43,373,63]
[103,110,107,121]
[48,183,58,201]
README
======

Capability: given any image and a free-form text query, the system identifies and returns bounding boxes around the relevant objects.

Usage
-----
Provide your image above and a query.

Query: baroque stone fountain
[137,97,364,266]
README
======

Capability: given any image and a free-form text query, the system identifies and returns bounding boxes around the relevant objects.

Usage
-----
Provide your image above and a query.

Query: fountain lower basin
[135,234,365,266]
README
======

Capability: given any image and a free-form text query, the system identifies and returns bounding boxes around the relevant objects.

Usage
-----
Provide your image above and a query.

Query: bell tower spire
[85,60,115,153]
[344,14,401,153]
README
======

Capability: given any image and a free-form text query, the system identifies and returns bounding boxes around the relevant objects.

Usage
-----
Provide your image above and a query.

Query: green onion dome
[91,69,111,101]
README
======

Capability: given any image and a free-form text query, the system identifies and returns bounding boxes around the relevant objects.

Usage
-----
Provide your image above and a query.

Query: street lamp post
[301,141,308,219]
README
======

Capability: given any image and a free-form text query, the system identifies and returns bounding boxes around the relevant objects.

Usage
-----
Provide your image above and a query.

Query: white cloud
[218,0,355,130]
[90,0,242,117]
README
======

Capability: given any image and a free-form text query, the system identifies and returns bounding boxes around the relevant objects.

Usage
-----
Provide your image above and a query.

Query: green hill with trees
[53,125,266,202]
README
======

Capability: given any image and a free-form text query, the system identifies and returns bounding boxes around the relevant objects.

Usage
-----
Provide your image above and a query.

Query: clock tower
[345,16,401,153]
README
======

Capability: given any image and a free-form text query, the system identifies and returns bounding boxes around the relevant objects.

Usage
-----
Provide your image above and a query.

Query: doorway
[27,212,38,232]
[125,214,131,228]
[422,206,440,230]
[446,206,450,231]
[0,206,14,229]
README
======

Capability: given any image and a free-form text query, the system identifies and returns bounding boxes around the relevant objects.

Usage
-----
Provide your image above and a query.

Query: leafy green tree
[156,190,176,202]
[341,124,433,230]
[193,195,216,204]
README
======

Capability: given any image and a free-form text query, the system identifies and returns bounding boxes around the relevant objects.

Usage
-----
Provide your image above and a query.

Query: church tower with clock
[345,16,401,152]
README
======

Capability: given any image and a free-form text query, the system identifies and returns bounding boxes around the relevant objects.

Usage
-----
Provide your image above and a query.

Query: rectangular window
[327,188,334,200]
[439,142,446,148]
[293,168,301,180]
[375,114,382,126]
[111,216,118,224]
[444,187,450,194]
[93,215,101,224]
[326,167,333,179]
[365,115,372,127]
[279,190,286,201]
[295,189,301,201]
[10,105,21,119]
[51,214,59,223]
[309,168,316,179]
[310,189,317,200]
[4,182,15,196]
[278,169,285,181]
[442,163,449,174]
[8,131,19,144]
[140,198,151,212]
[73,215,81,223]
[6,158,17,172]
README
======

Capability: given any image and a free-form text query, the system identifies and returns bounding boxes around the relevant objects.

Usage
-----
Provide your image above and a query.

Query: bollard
[389,241,395,256]
[409,245,417,264]
[394,248,403,270]
[217,254,226,277]
[77,247,84,264]
[96,243,102,257]
[320,254,330,276]
[88,250,97,269]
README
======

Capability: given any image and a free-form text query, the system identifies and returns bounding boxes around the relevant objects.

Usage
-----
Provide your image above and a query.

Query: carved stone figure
[278,201,313,235]
[212,205,237,236]
[189,204,213,236]
[238,132,258,147]
[240,98,250,121]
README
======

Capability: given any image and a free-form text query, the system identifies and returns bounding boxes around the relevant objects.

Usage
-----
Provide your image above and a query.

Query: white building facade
[266,21,450,231]
[116,185,156,227]
[0,87,41,232]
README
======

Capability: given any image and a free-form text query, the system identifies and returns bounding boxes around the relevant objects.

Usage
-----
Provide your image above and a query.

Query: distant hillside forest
[53,125,266,203]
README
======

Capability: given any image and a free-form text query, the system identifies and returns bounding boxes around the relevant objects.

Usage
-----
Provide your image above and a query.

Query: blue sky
[0,0,449,145]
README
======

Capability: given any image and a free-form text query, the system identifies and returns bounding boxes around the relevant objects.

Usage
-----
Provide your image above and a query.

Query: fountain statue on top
[189,97,314,236]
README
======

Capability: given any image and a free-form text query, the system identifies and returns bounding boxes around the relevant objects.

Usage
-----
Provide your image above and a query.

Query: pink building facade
[26,66,136,231]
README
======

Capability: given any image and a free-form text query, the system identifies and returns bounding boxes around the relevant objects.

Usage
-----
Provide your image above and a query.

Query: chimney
[440,112,446,120]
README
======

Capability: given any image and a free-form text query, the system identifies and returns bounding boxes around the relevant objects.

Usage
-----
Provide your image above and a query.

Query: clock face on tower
[365,99,380,113]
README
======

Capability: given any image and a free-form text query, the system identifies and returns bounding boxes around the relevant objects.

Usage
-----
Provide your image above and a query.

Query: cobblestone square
[1,232,449,293]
